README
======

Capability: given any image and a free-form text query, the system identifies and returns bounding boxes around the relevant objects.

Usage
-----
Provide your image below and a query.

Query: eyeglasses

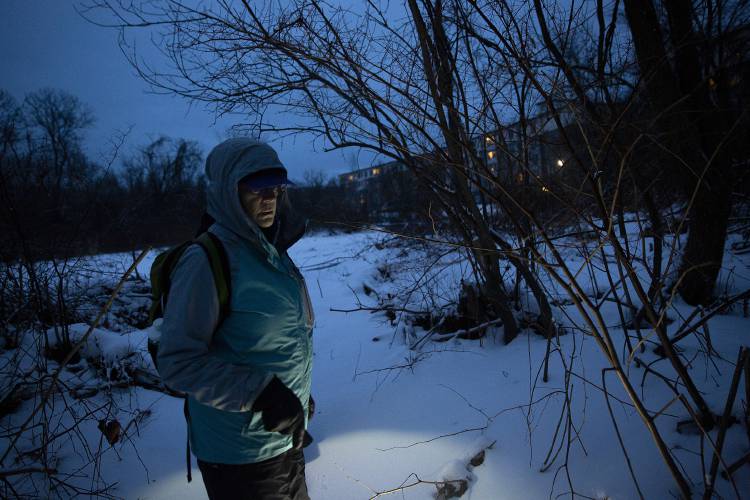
[244,184,287,198]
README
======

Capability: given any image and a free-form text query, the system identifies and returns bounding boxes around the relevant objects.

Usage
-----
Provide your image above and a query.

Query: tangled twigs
[722,353,750,478]
[702,347,746,500]
[0,247,150,467]
[368,473,466,499]
[429,318,504,343]
[370,440,495,499]
[0,466,58,478]
[668,289,750,349]
[601,368,645,500]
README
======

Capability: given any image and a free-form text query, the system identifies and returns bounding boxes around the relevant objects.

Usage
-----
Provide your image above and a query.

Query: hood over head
[204,138,306,251]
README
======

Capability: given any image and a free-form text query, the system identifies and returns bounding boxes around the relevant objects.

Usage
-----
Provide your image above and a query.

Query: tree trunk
[677,171,732,305]
[493,234,554,339]
[623,0,734,306]
[408,0,518,341]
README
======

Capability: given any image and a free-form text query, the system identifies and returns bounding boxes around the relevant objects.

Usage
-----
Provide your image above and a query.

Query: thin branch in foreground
[377,391,564,452]
[703,347,746,500]
[368,473,466,499]
[0,248,151,467]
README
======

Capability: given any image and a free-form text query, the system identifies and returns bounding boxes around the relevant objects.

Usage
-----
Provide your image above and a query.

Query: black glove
[252,376,305,447]
[308,394,315,421]
[303,430,314,448]
[302,395,315,448]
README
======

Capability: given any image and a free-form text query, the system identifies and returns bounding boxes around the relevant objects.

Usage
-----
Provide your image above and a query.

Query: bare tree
[621,0,749,306]
[23,88,94,203]
[81,1,750,497]
[123,136,201,196]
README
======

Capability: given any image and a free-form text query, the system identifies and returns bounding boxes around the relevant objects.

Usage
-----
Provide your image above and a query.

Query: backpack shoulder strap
[193,232,232,327]
[148,241,193,324]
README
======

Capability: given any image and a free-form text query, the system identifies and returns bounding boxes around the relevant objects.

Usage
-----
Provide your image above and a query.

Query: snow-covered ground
[2,229,749,499]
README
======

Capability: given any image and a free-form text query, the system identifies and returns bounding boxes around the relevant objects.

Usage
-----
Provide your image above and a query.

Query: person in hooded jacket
[157,138,315,500]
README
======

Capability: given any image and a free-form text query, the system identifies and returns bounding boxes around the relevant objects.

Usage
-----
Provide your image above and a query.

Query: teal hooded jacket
[158,138,314,464]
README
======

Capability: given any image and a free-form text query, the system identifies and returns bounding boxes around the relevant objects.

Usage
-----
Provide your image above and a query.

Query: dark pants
[197,448,310,500]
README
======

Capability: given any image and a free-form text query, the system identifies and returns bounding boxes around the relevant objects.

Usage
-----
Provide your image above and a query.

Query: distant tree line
[0,87,433,262]
[296,166,438,231]
[0,88,209,261]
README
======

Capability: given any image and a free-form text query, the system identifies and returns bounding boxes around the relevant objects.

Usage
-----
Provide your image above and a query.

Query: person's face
[238,185,283,228]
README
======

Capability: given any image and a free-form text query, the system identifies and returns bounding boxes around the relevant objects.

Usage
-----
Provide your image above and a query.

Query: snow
[2,229,750,499]
[49,323,150,366]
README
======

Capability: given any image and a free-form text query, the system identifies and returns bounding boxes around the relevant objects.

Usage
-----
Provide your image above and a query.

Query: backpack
[147,231,231,371]
[147,230,231,482]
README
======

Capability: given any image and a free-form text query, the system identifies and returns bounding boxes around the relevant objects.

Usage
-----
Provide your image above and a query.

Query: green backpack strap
[193,231,232,327]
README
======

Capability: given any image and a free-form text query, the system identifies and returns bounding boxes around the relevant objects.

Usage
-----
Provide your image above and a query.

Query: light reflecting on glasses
[247,185,286,198]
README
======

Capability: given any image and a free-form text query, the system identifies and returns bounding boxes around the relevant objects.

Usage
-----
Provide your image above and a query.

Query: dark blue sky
[0,1,358,180]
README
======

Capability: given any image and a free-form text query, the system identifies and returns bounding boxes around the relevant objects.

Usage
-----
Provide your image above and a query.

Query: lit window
[488,151,495,160]
[372,168,381,175]
[556,159,564,167]
[542,186,550,192]
[348,175,354,181]
[516,172,524,183]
